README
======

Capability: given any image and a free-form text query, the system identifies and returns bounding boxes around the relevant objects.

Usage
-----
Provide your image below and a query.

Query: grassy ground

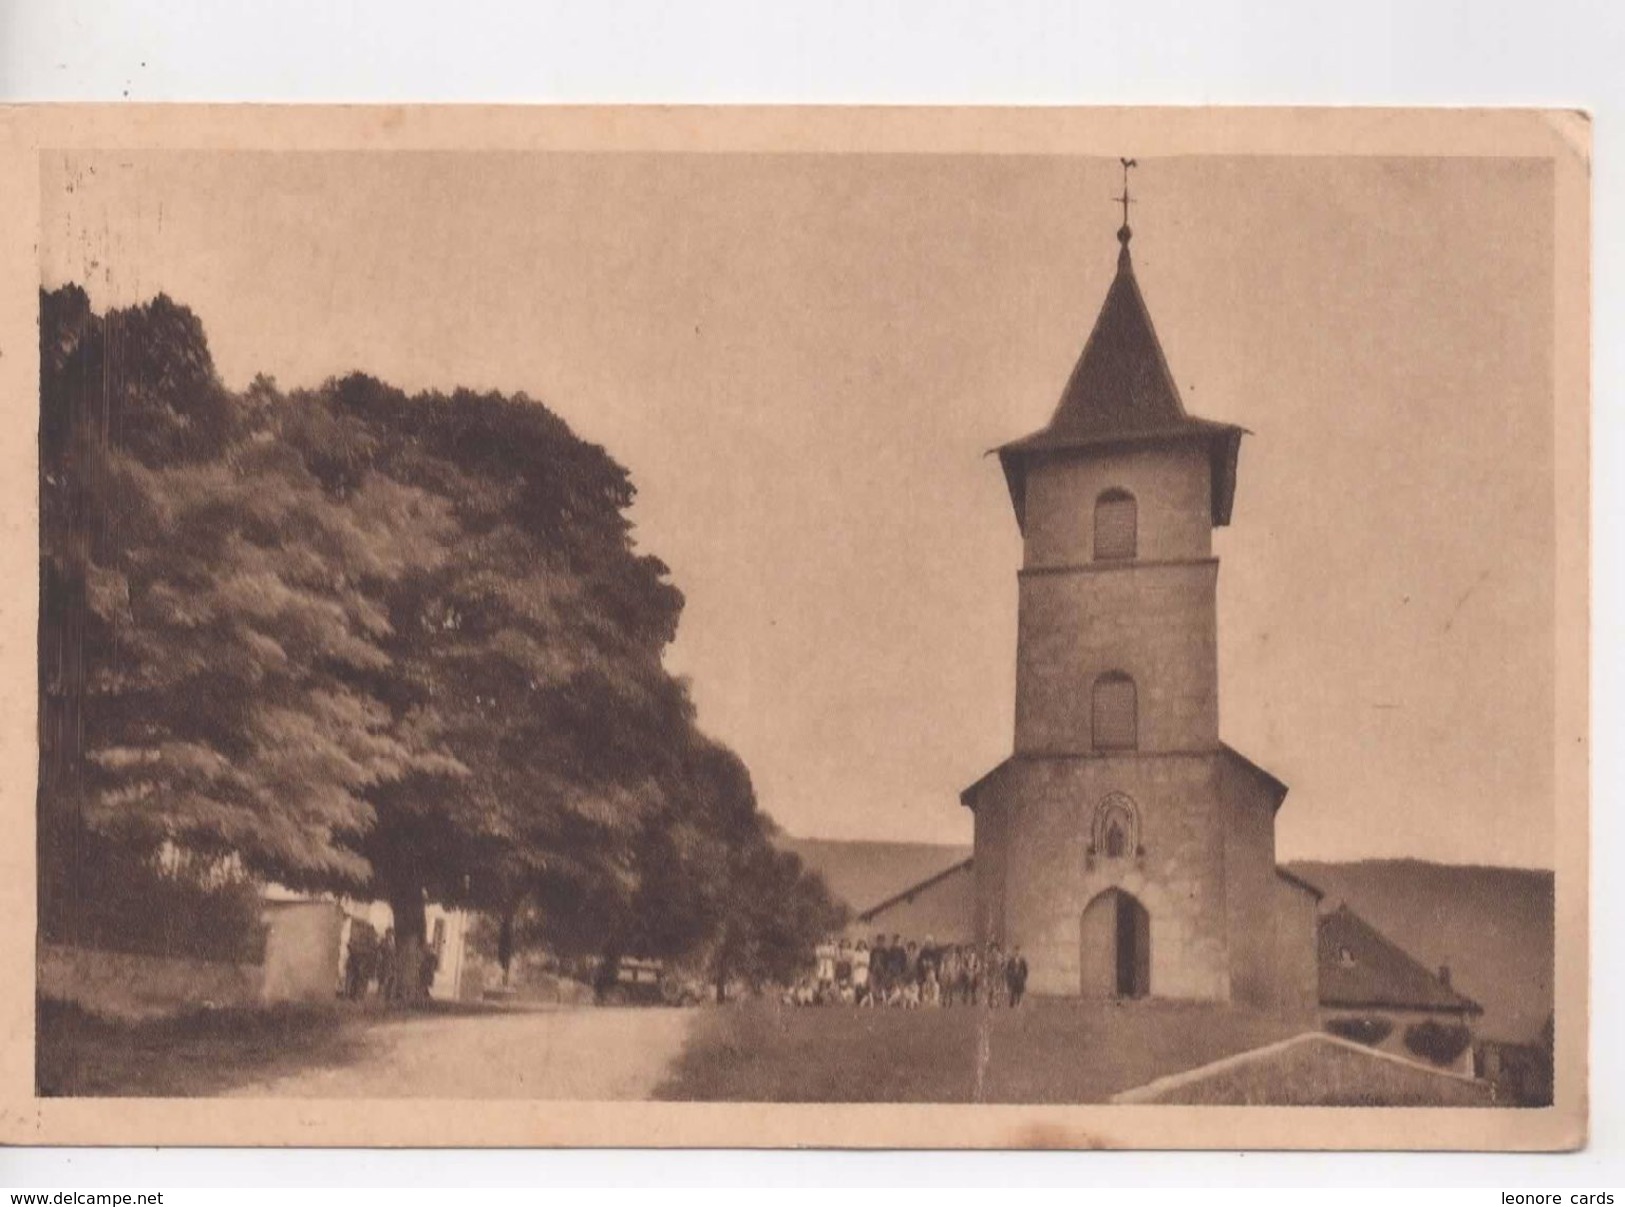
[656,996,1302,1103]
[1129,1035,1495,1107]
[35,996,500,1097]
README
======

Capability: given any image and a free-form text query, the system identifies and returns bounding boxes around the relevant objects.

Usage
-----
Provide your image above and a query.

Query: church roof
[958,756,1015,810]
[996,228,1246,530]
[1318,903,1483,1016]
[855,857,975,924]
[1219,743,1290,810]
[1276,867,1325,901]
[776,835,972,916]
[963,748,1290,813]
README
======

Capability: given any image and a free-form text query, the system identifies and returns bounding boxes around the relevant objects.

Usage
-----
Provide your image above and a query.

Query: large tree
[524,731,846,999]
[39,289,456,938]
[39,285,835,998]
[41,289,705,979]
[275,373,696,984]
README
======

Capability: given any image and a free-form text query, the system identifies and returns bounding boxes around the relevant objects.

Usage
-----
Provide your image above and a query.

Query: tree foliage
[301,374,693,946]
[53,831,269,964]
[40,287,456,909]
[38,285,836,993]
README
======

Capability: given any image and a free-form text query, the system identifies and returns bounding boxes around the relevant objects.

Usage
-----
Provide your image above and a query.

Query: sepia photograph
[0,106,1589,1150]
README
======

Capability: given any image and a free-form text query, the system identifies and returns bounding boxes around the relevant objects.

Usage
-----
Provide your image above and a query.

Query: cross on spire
[1114,157,1138,246]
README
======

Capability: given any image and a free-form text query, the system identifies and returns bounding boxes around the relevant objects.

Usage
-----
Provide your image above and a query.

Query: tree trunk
[37,803,82,945]
[594,946,621,1003]
[388,881,427,1005]
[497,910,515,986]
[714,945,731,1004]
[713,928,736,1004]
[38,377,102,943]
[38,567,88,943]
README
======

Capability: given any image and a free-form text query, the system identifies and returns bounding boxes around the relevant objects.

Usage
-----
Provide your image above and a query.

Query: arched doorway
[1079,889,1151,999]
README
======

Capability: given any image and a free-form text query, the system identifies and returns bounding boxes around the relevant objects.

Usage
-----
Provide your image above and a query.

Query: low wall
[1113,1032,1496,1107]
[38,943,264,1022]
[262,900,344,1004]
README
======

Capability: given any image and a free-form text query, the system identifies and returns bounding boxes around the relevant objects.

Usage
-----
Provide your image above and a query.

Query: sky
[40,151,1556,867]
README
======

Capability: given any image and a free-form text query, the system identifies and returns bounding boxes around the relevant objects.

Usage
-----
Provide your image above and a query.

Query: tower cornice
[993,222,1247,532]
[1018,556,1218,579]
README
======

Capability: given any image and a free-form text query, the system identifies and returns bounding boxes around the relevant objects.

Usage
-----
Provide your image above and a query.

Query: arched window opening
[1094,488,1137,560]
[1091,792,1140,862]
[1092,671,1138,751]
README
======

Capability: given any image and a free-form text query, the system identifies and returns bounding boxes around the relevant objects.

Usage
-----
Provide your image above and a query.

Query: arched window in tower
[1094,488,1138,560]
[1092,792,1140,861]
[1092,671,1138,751]
[1104,817,1128,859]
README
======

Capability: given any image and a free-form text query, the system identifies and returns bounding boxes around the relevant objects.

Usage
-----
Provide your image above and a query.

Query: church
[781,184,1518,1079]
[960,206,1322,1014]
[797,188,1499,1043]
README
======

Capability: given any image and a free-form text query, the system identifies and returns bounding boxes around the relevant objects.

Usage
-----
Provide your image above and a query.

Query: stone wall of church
[1222,757,1281,1011]
[1022,443,1212,567]
[1220,754,1321,1019]
[972,788,1009,945]
[989,752,1231,1000]
[1015,560,1218,754]
[970,434,1314,1011]
[1274,877,1322,1021]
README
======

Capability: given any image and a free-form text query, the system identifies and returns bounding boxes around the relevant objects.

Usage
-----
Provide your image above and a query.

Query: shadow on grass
[655,996,1304,1104]
[37,996,384,1097]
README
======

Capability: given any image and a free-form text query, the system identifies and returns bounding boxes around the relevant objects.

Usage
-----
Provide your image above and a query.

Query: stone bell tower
[962,173,1320,1014]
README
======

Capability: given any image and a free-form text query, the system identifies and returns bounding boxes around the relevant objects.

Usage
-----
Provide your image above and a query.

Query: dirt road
[225,1006,700,1099]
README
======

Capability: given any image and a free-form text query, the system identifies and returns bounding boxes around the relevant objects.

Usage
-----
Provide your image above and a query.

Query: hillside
[1285,859,1554,1044]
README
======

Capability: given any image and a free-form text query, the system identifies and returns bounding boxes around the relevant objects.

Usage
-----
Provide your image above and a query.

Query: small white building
[262,885,473,1002]
[339,899,473,1002]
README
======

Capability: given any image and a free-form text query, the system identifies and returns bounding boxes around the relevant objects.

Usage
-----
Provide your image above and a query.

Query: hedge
[1324,1015,1395,1047]
[1403,1019,1473,1067]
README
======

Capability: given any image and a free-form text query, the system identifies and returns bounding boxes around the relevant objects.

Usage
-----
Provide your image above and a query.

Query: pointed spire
[1044,155,1191,436]
[993,177,1249,532]
[1049,218,1187,436]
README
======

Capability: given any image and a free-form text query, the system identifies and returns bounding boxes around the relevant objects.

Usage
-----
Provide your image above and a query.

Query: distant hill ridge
[778,837,1553,1044]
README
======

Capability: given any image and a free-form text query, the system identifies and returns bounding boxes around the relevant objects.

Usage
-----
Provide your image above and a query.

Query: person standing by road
[1005,946,1029,1007]
[939,944,962,1006]
[900,941,920,1008]
[377,927,399,1003]
[983,942,1006,1008]
[815,935,837,1002]
[419,941,440,1000]
[869,934,891,1005]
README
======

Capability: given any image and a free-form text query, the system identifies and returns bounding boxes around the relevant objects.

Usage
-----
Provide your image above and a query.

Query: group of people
[341,922,440,1003]
[793,934,1030,1008]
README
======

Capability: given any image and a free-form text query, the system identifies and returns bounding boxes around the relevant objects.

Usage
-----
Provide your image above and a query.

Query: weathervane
[1114,156,1138,244]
